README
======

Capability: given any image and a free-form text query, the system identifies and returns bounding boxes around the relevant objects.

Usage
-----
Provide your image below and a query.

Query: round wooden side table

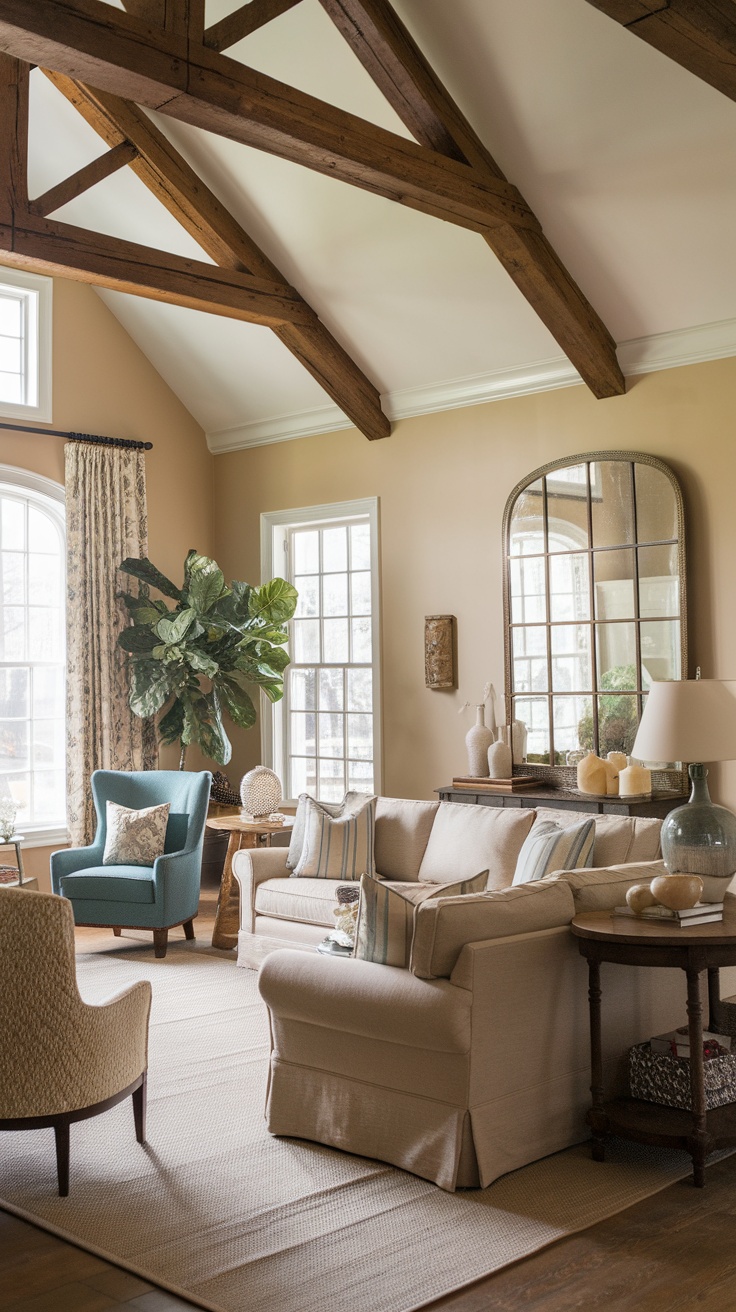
[572,909,736,1187]
[207,815,293,951]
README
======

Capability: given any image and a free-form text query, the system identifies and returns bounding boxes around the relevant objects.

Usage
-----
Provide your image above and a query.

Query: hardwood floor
[3,880,736,1312]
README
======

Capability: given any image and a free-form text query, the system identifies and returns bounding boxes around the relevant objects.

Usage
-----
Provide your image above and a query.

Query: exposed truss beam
[0,0,537,236]
[317,0,625,399]
[29,141,139,216]
[42,71,390,440]
[585,1,736,103]
[204,0,304,53]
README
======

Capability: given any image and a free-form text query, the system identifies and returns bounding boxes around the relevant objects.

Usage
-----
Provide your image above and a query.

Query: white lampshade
[632,679,736,764]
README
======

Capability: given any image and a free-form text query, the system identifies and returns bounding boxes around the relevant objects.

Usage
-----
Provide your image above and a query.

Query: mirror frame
[502,450,687,780]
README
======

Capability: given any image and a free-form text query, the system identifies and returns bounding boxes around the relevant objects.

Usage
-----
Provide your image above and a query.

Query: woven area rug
[0,944,709,1312]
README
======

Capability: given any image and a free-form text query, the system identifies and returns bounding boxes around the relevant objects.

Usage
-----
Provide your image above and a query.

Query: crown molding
[206,315,736,453]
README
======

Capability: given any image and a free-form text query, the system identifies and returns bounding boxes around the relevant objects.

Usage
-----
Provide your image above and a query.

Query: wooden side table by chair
[208,815,293,950]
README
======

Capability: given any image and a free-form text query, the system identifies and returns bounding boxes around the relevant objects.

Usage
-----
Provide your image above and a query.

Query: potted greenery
[117,550,297,768]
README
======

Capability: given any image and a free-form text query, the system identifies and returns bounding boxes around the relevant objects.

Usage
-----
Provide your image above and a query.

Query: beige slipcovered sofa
[242,798,736,1191]
[233,796,663,967]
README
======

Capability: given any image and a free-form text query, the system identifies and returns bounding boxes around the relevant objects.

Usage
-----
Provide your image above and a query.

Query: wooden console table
[436,784,686,820]
[207,816,293,951]
[572,910,736,1188]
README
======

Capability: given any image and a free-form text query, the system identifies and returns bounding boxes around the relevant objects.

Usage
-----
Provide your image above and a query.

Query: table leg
[14,840,24,885]
[587,957,606,1161]
[686,965,709,1188]
[211,831,244,951]
[708,967,721,1033]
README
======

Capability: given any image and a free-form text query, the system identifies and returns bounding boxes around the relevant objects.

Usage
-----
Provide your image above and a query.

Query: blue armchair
[51,770,212,958]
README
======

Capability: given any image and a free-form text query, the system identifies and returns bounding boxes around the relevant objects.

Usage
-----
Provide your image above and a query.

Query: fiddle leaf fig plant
[118,550,297,769]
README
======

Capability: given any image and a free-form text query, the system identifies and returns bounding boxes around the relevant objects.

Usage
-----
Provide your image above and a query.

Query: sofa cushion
[355,871,488,968]
[58,866,155,904]
[293,795,376,879]
[374,797,439,881]
[410,881,575,980]
[417,803,535,890]
[542,860,672,912]
[255,877,355,927]
[528,809,661,866]
[513,817,595,885]
[287,792,370,871]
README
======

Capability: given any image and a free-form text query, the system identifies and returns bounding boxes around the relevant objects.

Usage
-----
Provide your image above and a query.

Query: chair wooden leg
[132,1072,147,1144]
[54,1120,70,1196]
[183,918,195,941]
[153,928,168,958]
[113,927,121,937]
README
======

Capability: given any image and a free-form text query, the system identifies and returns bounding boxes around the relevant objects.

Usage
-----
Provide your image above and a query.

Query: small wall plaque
[425,615,456,689]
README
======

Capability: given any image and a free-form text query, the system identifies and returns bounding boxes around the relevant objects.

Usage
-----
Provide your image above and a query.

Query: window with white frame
[261,500,381,803]
[0,268,53,422]
[0,470,66,833]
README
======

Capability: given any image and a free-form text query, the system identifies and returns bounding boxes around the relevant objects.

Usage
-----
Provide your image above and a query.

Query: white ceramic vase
[240,766,282,818]
[466,705,495,778]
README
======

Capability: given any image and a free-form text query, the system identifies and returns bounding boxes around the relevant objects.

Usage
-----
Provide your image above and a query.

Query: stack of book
[649,1026,732,1059]
[614,901,724,926]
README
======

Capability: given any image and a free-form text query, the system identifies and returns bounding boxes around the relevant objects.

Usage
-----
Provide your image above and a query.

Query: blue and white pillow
[512,817,595,885]
[293,795,377,880]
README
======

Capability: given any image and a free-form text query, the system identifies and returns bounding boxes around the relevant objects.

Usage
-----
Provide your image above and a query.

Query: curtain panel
[65,444,156,845]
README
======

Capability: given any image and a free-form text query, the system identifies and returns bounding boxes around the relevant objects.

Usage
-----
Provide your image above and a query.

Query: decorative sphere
[240,767,282,818]
[651,873,704,911]
[626,883,657,914]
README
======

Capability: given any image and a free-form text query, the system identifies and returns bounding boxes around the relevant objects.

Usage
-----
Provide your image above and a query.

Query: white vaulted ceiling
[22,0,736,449]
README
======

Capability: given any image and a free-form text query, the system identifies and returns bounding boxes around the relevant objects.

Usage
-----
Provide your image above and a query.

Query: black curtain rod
[0,420,152,451]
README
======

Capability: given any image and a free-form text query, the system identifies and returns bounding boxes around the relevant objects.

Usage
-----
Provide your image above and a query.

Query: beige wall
[0,274,214,889]
[213,354,736,810]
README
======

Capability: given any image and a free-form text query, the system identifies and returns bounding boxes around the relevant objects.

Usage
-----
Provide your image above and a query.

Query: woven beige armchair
[0,888,152,1195]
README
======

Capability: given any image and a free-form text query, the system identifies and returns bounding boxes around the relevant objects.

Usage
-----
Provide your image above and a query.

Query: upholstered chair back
[90,770,211,856]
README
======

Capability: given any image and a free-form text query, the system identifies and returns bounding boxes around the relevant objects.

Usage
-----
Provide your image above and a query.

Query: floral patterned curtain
[65,444,156,845]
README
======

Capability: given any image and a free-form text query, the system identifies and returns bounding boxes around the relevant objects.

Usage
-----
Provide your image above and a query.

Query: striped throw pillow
[512,817,595,885]
[355,871,489,968]
[293,795,377,880]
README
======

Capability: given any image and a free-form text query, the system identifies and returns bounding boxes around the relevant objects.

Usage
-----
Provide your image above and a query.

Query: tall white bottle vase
[466,705,495,778]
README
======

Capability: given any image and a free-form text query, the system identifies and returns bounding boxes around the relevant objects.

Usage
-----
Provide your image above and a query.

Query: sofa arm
[50,844,105,892]
[541,860,677,912]
[232,847,291,933]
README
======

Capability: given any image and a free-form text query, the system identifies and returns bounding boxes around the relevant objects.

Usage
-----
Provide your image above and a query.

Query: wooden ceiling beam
[317,0,624,399]
[29,141,139,217]
[0,0,537,235]
[585,1,736,103]
[42,72,389,440]
[204,0,305,53]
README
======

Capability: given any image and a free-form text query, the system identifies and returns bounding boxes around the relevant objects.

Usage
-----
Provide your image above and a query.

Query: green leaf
[158,698,185,745]
[118,625,159,655]
[187,554,228,614]
[129,661,172,718]
[218,677,257,730]
[186,648,219,678]
[248,578,298,624]
[120,557,182,601]
[118,592,164,626]
[198,690,232,766]
[156,608,198,645]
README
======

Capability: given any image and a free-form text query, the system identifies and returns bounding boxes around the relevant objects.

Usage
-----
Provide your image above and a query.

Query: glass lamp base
[661,764,736,879]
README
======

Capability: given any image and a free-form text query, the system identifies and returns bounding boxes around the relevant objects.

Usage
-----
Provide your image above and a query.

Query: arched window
[0,468,65,836]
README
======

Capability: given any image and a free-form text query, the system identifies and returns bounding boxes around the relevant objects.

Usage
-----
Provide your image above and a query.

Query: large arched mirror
[503,452,687,779]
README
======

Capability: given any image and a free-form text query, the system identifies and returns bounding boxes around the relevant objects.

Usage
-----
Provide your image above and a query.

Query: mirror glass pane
[510,554,546,624]
[635,464,678,544]
[551,625,592,692]
[546,465,589,554]
[638,544,679,618]
[512,696,550,764]
[594,549,636,621]
[549,554,590,622]
[512,627,548,693]
[596,623,637,688]
[597,693,639,756]
[641,619,681,686]
[591,462,635,548]
[509,479,544,556]
[553,695,593,763]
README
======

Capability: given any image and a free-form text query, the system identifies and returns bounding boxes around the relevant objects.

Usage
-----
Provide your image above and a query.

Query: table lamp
[631,678,736,879]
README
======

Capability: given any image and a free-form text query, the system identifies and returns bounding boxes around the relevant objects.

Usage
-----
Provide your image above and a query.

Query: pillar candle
[618,757,652,797]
